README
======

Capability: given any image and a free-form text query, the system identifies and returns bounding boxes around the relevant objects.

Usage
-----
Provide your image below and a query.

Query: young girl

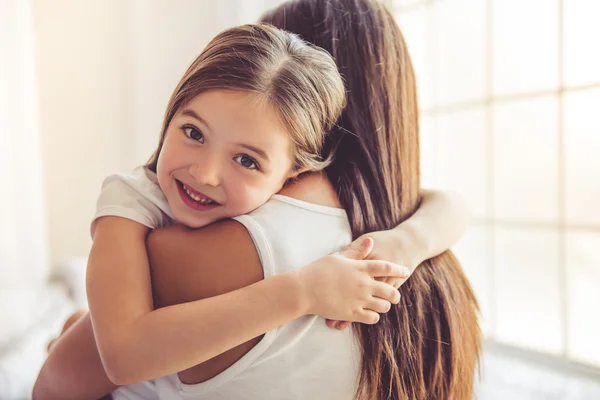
[85,23,407,386]
[34,21,471,400]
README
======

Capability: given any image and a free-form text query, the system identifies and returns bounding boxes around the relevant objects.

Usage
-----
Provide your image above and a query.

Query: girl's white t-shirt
[94,167,361,400]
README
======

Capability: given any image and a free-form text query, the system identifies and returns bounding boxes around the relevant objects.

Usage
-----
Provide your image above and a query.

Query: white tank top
[104,170,361,400]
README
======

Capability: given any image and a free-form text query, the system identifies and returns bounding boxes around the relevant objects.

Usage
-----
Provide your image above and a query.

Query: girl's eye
[182,126,204,143]
[234,154,259,170]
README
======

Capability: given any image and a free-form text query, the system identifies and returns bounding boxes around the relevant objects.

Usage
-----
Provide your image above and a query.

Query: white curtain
[0,0,49,335]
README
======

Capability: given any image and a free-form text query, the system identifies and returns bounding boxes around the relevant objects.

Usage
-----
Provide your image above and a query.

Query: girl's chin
[172,208,219,229]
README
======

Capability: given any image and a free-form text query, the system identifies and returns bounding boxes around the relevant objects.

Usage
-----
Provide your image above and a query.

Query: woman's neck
[278,171,342,208]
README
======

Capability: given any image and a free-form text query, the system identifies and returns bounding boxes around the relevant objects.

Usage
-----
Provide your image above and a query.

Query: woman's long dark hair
[262,1,481,399]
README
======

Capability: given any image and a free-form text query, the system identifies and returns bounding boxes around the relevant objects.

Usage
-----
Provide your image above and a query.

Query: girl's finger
[366,260,410,279]
[371,280,401,304]
[389,278,405,289]
[326,319,338,329]
[375,276,390,284]
[336,321,352,331]
[366,298,392,314]
[378,276,406,289]
[337,236,374,260]
[356,310,380,325]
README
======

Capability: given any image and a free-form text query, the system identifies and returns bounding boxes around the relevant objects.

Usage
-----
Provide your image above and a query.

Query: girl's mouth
[176,180,220,211]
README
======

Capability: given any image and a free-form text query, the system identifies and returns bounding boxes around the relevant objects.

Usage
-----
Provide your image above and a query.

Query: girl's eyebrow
[181,109,211,130]
[237,143,270,162]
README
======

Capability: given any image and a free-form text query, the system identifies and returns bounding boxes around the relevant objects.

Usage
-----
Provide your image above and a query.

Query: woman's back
[262,0,481,398]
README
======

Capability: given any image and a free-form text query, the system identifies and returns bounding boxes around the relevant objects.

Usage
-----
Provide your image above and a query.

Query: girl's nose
[188,160,221,188]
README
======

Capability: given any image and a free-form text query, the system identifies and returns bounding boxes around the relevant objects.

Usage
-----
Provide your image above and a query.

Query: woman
[260,3,481,398]
[33,1,479,399]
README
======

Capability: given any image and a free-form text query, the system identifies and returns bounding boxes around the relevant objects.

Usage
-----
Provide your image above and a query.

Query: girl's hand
[297,237,409,325]
[354,230,415,289]
[326,231,413,331]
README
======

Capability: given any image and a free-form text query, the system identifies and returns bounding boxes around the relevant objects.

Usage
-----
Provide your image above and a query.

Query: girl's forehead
[193,90,269,118]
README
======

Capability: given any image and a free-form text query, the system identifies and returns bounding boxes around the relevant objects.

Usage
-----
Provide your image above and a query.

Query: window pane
[564,0,600,87]
[453,225,493,335]
[493,226,563,355]
[492,97,559,223]
[432,0,486,106]
[437,106,488,219]
[419,115,437,188]
[492,0,559,96]
[564,88,600,227]
[395,7,434,109]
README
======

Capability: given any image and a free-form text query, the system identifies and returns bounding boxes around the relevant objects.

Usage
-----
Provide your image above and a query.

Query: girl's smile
[176,180,221,211]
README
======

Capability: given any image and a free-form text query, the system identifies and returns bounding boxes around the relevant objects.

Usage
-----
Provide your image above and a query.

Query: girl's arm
[86,217,403,385]
[33,227,397,400]
[327,189,470,330]
[366,189,470,270]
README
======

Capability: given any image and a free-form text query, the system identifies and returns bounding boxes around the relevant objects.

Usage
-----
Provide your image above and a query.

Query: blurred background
[0,0,598,398]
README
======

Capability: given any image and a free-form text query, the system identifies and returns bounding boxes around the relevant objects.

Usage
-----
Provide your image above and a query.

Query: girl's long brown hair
[146,24,345,174]
[262,1,481,399]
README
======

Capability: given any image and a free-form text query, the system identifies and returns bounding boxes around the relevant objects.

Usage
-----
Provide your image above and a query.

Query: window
[393,0,600,368]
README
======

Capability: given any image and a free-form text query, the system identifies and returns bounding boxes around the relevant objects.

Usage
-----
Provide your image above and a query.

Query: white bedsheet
[0,284,75,400]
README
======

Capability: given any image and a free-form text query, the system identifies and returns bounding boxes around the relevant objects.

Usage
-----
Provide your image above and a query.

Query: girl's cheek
[157,139,176,170]
[227,180,263,213]
[161,140,194,171]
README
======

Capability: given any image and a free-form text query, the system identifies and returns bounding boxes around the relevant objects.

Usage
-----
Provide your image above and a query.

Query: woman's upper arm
[147,219,265,383]
[148,220,264,307]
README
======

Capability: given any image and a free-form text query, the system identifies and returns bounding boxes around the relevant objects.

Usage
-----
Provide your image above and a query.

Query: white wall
[34,0,130,266]
[34,0,281,267]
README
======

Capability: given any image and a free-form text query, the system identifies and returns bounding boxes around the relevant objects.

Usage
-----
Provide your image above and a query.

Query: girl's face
[157,90,298,228]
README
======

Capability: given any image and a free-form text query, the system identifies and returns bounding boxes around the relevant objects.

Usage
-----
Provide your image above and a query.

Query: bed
[0,263,82,399]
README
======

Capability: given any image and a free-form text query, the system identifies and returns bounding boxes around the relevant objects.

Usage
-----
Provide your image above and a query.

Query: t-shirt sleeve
[91,171,168,236]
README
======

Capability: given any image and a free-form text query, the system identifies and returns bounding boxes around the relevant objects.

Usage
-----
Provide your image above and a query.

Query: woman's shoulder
[277,171,342,209]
